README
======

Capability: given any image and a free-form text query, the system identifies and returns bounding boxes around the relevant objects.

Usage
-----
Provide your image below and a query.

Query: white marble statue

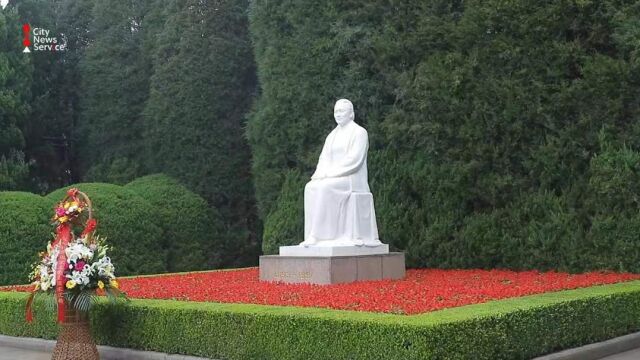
[294,98,385,253]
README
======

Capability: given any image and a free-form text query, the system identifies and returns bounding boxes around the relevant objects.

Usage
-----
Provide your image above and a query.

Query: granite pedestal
[259,252,405,285]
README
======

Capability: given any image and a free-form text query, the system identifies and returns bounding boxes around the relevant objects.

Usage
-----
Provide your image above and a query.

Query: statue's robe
[304,120,379,244]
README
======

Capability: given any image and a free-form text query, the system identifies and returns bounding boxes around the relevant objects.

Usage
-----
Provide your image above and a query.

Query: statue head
[334,99,354,126]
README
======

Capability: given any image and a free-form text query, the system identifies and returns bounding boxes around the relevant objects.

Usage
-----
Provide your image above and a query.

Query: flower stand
[51,302,99,360]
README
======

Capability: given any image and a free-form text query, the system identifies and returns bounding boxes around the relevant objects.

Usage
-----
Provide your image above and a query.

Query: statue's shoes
[353,240,364,247]
[300,237,318,247]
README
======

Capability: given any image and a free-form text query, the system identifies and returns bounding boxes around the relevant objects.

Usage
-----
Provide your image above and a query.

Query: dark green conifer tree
[75,0,155,184]
[249,0,640,272]
[143,0,259,266]
[0,5,32,190]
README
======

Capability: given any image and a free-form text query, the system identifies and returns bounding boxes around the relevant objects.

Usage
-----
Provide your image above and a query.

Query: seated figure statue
[298,99,384,250]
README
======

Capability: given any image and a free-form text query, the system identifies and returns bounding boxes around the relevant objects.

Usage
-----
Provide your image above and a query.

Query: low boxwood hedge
[125,174,226,271]
[0,175,224,285]
[1,281,639,359]
[47,184,166,276]
[0,192,54,286]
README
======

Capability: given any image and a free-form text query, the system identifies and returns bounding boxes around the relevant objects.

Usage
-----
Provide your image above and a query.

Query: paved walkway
[0,340,213,360]
[600,348,640,360]
[1,341,639,360]
[0,346,49,360]
[0,333,640,360]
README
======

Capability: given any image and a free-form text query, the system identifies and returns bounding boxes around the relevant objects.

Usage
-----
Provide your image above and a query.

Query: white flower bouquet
[26,188,126,322]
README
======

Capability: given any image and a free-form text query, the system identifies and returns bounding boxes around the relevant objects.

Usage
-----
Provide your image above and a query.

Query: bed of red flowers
[2,268,639,315]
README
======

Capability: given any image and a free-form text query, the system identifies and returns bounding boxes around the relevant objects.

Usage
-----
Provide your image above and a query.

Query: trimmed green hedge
[0,192,53,286]
[47,183,166,276]
[0,175,220,285]
[2,281,640,359]
[125,174,225,271]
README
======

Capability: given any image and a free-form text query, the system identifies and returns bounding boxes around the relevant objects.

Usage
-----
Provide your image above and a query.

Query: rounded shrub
[125,174,225,271]
[262,170,305,255]
[46,183,166,276]
[0,192,53,285]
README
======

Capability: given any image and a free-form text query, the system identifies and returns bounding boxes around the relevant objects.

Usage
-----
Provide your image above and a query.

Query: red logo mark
[22,23,31,47]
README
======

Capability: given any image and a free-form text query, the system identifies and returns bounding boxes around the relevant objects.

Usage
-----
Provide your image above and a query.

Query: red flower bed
[2,268,639,314]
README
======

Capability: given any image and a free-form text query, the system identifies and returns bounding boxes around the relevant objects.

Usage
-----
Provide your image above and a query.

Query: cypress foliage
[143,0,259,267]
[18,0,261,267]
[0,5,32,190]
[261,170,305,254]
[249,0,640,271]
[19,0,95,191]
[75,0,155,183]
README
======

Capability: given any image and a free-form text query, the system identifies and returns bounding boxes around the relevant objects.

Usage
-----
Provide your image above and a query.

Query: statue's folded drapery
[304,119,379,245]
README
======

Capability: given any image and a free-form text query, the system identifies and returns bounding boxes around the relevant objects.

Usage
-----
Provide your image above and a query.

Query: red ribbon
[26,188,89,323]
[52,223,71,323]
[25,292,35,323]
[81,218,97,237]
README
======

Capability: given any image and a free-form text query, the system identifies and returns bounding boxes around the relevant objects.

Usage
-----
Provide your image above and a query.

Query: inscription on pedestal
[273,271,313,281]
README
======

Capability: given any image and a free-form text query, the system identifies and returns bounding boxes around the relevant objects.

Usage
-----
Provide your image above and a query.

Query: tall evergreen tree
[12,0,88,193]
[143,0,259,267]
[75,0,154,184]
[50,0,96,187]
[0,5,32,190]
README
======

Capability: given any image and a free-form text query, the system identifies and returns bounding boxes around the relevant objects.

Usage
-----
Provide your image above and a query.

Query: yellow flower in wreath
[110,280,119,289]
[98,281,105,290]
[65,280,76,289]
